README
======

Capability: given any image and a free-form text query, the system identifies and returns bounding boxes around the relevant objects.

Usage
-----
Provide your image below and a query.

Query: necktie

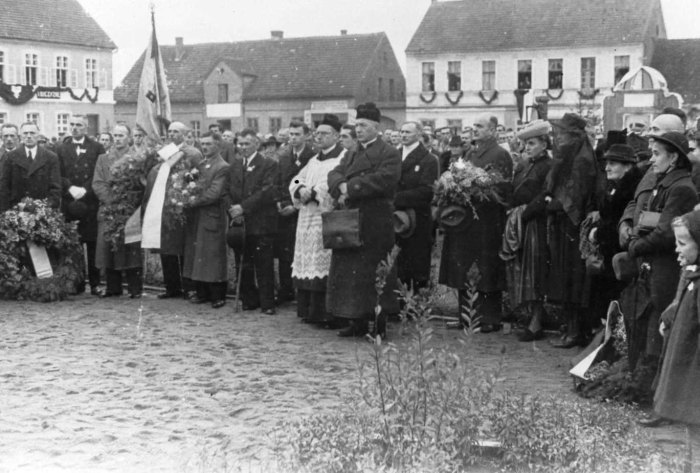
[27,150,33,160]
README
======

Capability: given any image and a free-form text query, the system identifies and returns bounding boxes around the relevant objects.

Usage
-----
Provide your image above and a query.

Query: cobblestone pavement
[0,293,695,472]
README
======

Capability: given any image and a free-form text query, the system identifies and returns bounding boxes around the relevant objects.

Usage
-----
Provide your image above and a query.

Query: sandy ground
[0,293,696,472]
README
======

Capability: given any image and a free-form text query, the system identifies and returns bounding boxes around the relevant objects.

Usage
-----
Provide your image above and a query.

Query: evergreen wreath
[445,91,463,105]
[545,89,565,101]
[578,88,600,100]
[478,90,499,105]
[419,91,437,104]
[0,198,84,302]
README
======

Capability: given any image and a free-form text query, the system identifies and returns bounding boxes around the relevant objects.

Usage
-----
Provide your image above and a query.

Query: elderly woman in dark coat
[505,120,552,341]
[619,132,698,376]
[639,210,700,427]
[327,103,401,338]
[537,114,598,348]
[582,145,643,334]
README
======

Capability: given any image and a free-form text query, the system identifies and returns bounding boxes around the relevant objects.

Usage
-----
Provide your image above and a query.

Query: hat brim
[393,210,416,238]
[648,134,688,160]
[600,153,636,164]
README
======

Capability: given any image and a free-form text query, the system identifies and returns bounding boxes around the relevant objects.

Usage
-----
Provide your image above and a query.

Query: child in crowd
[640,210,700,427]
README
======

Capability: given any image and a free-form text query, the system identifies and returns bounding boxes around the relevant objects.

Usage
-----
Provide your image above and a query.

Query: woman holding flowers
[93,124,144,298]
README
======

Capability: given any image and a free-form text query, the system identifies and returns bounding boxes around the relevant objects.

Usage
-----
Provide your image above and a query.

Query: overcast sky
[77,0,700,84]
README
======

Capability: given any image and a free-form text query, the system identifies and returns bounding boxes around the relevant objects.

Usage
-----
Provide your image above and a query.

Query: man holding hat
[439,114,513,334]
[288,114,346,324]
[327,102,401,337]
[394,121,438,291]
[275,120,316,305]
[56,115,105,296]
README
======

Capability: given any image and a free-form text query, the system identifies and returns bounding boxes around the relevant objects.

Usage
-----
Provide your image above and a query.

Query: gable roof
[651,39,700,105]
[0,0,116,50]
[115,33,393,103]
[407,0,658,54]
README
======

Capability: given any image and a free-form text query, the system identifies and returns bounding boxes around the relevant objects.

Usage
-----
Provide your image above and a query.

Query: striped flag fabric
[135,10,171,143]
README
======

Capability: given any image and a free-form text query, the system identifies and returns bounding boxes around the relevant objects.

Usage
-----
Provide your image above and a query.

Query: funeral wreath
[0,198,84,302]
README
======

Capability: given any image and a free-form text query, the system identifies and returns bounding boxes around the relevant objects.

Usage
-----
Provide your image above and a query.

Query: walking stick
[234,219,246,313]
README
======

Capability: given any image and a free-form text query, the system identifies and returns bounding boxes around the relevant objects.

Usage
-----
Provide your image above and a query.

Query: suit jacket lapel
[401,143,426,172]
[13,146,31,172]
[470,138,498,162]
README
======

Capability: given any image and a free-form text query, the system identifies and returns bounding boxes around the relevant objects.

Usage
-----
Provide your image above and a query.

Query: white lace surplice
[289,150,345,281]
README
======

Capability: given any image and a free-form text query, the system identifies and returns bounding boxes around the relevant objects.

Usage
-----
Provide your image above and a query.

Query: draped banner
[0,83,99,105]
[141,144,181,249]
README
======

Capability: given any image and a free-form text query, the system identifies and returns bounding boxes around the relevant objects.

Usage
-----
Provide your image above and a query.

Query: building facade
[0,0,116,138]
[405,0,666,132]
[115,31,406,134]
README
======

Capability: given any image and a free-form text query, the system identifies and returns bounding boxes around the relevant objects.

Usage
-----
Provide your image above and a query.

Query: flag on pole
[136,8,171,143]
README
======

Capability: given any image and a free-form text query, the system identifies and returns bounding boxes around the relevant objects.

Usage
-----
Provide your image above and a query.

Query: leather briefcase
[638,211,661,233]
[322,208,362,249]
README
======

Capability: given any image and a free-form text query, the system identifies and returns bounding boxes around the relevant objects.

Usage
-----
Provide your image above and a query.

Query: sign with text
[36,90,61,99]
[27,242,54,278]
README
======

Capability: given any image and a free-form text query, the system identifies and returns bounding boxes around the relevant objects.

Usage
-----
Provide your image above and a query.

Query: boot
[518,301,544,342]
[551,306,583,348]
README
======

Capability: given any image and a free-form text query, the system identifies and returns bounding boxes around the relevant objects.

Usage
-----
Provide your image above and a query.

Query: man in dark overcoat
[56,115,105,295]
[0,124,19,181]
[395,121,438,291]
[327,103,401,338]
[143,122,202,299]
[183,131,230,308]
[275,120,315,304]
[438,114,513,333]
[225,128,278,315]
[0,122,61,212]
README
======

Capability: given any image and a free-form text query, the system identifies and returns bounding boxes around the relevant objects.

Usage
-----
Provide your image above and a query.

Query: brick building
[0,0,116,138]
[405,0,667,132]
[114,31,406,135]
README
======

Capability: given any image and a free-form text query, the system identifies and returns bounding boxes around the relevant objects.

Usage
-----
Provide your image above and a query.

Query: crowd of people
[1,102,700,427]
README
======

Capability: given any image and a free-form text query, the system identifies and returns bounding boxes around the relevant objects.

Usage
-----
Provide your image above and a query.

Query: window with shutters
[389,78,395,101]
[482,60,496,90]
[581,57,596,89]
[247,117,258,131]
[85,58,98,88]
[420,119,435,131]
[0,51,4,83]
[25,53,38,86]
[548,59,563,89]
[0,112,7,125]
[269,117,281,135]
[55,56,68,87]
[421,62,435,92]
[378,77,384,100]
[614,55,630,85]
[447,61,461,92]
[56,113,70,135]
[518,60,532,89]
[190,120,201,137]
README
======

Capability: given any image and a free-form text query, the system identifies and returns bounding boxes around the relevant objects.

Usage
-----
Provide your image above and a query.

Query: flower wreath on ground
[433,158,506,220]
[0,198,84,302]
[164,154,204,228]
[99,147,159,251]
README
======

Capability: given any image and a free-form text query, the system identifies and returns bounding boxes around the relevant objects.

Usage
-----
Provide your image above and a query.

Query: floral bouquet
[99,148,159,251]
[164,155,204,227]
[432,159,506,220]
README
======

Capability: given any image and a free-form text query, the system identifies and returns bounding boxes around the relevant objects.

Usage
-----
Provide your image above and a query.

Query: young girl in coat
[640,209,700,427]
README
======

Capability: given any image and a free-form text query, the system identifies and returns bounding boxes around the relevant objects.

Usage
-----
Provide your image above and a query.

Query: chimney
[271,30,283,40]
[340,29,347,36]
[175,37,184,61]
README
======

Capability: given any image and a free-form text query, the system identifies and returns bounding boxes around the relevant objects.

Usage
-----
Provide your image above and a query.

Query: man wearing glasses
[274,120,315,305]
